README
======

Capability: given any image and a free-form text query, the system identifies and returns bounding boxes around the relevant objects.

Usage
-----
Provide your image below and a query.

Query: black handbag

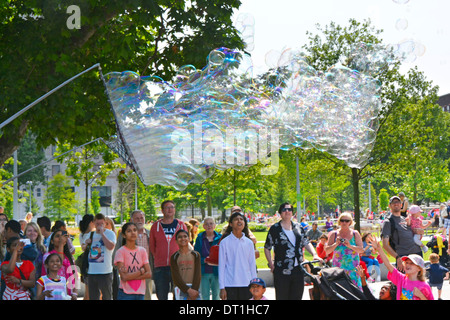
[75,232,94,282]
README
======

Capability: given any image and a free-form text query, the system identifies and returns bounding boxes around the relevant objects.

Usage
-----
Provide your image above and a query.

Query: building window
[52,165,61,176]
[36,188,41,197]
[92,186,112,207]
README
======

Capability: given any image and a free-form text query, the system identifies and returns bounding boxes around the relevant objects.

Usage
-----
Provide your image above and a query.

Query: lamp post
[296,156,302,216]
[26,180,33,217]
[135,172,138,211]
[13,151,19,221]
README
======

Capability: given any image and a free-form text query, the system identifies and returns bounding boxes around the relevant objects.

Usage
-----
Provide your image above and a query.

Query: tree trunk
[352,168,361,232]
[221,209,227,223]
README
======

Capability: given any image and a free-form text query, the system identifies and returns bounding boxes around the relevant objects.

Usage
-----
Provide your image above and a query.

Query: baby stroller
[300,260,367,300]
[426,235,450,268]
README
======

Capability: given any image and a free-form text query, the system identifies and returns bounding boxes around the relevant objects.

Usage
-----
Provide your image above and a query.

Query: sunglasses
[340,219,351,223]
[282,208,293,212]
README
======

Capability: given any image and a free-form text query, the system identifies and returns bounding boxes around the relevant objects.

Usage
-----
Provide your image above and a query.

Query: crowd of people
[0,193,449,301]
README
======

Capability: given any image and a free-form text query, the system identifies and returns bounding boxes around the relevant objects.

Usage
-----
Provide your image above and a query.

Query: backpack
[387,214,397,251]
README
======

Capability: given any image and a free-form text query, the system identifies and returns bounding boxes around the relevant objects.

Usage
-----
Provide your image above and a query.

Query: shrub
[248,222,268,232]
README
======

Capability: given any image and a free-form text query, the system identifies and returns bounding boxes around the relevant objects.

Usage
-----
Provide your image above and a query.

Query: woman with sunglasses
[264,202,322,300]
[325,212,364,289]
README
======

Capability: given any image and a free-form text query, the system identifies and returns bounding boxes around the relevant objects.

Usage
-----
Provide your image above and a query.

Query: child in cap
[368,235,434,300]
[249,278,268,300]
[406,205,433,253]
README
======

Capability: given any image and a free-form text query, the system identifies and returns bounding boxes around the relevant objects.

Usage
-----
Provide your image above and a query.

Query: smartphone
[20,238,31,246]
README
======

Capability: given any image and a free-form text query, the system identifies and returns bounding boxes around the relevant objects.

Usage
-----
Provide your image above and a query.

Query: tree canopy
[299,19,450,229]
[0,0,244,166]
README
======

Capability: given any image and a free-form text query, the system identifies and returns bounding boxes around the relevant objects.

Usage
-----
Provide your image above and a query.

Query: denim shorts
[428,282,443,290]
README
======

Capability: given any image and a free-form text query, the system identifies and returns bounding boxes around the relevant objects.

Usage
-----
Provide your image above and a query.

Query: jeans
[200,273,220,300]
[361,256,381,281]
[153,266,173,300]
[117,288,145,300]
[360,256,380,268]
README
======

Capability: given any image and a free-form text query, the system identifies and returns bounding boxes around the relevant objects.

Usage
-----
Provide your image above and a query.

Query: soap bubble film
[105,44,397,189]
[234,13,256,52]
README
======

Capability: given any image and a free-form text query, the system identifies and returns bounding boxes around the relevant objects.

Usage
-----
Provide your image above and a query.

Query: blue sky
[233,0,450,95]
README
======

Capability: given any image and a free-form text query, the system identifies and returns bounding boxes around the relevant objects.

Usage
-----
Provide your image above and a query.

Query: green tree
[55,141,125,214]
[379,188,389,212]
[91,188,101,215]
[300,19,443,230]
[43,173,78,220]
[283,150,350,216]
[0,157,29,219]
[139,189,157,222]
[369,70,450,204]
[113,191,131,224]
[3,132,46,187]
[0,0,244,168]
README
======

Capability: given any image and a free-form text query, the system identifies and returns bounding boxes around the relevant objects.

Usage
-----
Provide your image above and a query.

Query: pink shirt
[410,215,423,230]
[388,268,434,300]
[250,296,268,300]
[114,246,149,295]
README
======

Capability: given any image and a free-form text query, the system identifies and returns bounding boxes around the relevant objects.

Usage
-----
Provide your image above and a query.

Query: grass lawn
[71,235,82,259]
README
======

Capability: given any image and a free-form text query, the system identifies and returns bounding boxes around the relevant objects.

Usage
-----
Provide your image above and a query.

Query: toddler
[249,278,268,300]
[406,205,433,253]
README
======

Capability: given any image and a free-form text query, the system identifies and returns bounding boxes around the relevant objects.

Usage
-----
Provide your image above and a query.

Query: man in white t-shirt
[86,214,116,300]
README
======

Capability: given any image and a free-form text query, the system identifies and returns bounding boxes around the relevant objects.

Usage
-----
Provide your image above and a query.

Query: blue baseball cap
[249,278,266,288]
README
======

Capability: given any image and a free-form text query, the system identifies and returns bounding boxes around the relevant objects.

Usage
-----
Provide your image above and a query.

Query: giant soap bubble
[257,48,383,168]
[105,45,394,189]
[105,48,273,190]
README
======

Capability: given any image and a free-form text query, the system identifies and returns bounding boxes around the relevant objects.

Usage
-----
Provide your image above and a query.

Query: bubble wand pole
[0,63,101,130]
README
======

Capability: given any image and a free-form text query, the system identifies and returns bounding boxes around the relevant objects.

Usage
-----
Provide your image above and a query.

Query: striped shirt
[37,276,68,300]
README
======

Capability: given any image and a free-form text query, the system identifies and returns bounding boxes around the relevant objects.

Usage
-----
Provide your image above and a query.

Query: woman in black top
[264,202,322,300]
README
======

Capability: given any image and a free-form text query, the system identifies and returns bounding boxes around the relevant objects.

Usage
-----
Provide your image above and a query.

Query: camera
[340,238,346,243]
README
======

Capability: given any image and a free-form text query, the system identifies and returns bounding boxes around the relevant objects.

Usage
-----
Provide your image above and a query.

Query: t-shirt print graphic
[127,251,141,292]
[89,238,105,263]
[161,220,178,242]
